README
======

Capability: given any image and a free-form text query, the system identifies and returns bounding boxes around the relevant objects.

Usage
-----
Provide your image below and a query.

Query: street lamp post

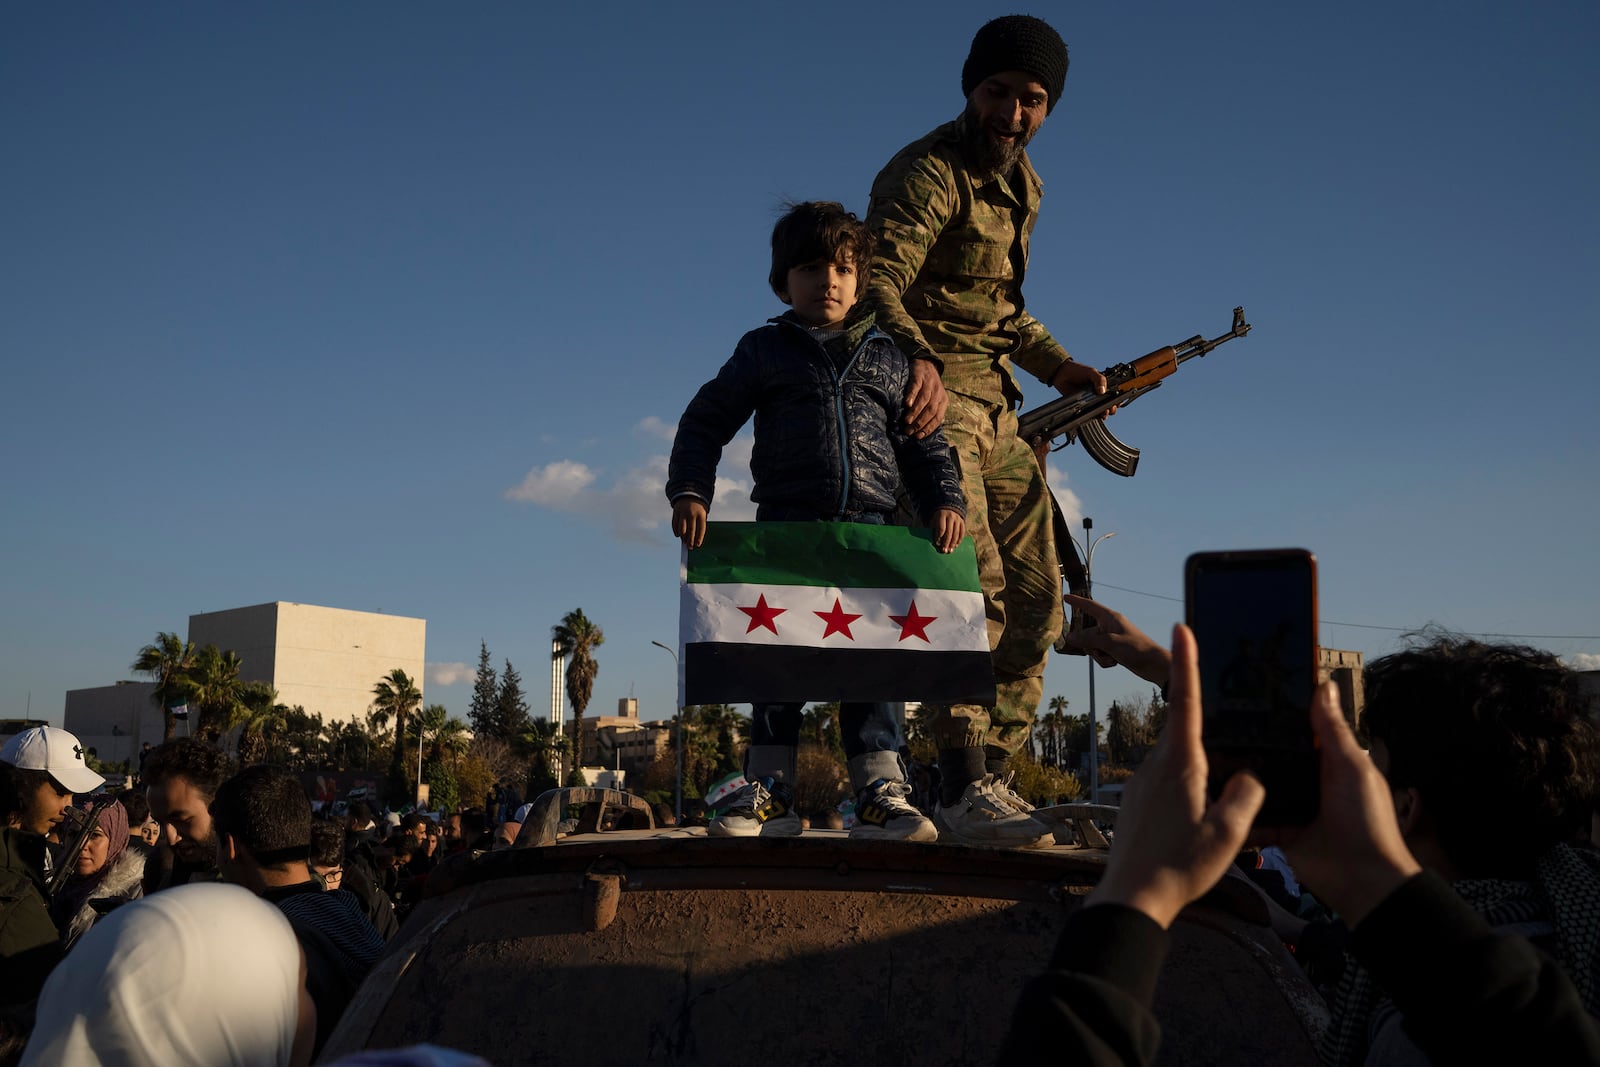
[651,641,684,823]
[1068,516,1116,804]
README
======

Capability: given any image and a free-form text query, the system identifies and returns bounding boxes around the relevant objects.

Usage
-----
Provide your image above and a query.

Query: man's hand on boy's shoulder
[672,498,708,549]
[932,508,964,553]
[904,358,948,439]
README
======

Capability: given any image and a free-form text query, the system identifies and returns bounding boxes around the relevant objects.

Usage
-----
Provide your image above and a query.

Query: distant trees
[132,632,197,741]
[372,669,422,804]
[467,641,499,738]
[552,609,604,783]
[494,660,531,742]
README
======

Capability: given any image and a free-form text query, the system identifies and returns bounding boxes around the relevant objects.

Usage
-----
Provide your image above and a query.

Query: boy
[666,201,966,842]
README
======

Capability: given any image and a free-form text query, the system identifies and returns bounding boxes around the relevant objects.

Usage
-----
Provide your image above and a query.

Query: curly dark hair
[141,739,237,803]
[768,200,876,298]
[1361,633,1599,878]
[309,817,346,870]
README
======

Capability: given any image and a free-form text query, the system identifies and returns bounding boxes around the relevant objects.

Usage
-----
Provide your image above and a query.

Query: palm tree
[408,704,470,766]
[372,669,422,806]
[517,718,566,798]
[551,609,604,779]
[696,704,750,777]
[1044,695,1070,770]
[230,681,287,764]
[133,632,197,740]
[187,644,246,743]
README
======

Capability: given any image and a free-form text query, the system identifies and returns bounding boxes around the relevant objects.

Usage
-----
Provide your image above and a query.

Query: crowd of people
[0,725,510,1066]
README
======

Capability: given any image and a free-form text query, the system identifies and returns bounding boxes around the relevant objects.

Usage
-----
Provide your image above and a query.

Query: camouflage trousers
[921,395,1062,756]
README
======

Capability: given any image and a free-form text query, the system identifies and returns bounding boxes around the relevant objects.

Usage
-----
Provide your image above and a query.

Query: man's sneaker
[849,778,938,842]
[707,778,802,838]
[933,773,1053,848]
[989,772,1055,828]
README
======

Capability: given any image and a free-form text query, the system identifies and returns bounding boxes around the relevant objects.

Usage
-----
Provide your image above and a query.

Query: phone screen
[1185,549,1319,826]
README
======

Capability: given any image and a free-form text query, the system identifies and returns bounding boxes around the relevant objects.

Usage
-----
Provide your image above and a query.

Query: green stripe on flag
[687,522,983,592]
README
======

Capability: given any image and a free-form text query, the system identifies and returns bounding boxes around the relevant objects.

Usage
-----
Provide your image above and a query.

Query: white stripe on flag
[681,581,987,652]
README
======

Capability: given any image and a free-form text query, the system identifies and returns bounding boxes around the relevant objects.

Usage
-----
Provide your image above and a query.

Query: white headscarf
[22,882,302,1067]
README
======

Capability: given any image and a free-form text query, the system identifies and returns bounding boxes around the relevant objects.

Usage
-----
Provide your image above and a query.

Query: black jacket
[667,311,964,523]
[1000,874,1600,1065]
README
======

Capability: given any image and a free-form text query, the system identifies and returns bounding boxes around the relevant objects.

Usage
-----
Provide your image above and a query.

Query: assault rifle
[1019,306,1251,477]
[1030,306,1252,653]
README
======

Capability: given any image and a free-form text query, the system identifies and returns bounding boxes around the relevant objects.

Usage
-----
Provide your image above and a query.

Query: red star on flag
[738,594,786,635]
[815,597,863,640]
[889,599,937,643]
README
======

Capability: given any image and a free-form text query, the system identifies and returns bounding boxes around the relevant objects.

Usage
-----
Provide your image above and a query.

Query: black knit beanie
[961,15,1068,113]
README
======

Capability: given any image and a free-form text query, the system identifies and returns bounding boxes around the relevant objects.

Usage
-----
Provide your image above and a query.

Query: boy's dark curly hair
[141,739,237,803]
[1361,633,1598,878]
[768,201,877,298]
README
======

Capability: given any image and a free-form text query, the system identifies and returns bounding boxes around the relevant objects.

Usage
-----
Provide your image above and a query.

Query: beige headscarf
[22,882,302,1067]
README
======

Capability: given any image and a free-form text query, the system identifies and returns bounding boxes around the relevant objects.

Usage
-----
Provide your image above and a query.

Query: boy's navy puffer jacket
[666,313,964,523]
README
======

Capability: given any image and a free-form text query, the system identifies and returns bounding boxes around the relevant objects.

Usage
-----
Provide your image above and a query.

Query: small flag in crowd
[168,703,190,720]
[704,772,749,807]
[678,522,995,706]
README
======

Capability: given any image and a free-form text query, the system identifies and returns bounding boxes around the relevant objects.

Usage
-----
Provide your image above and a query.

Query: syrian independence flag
[679,522,995,705]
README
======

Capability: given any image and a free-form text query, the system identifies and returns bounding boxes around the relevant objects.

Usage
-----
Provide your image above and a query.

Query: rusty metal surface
[322,832,1321,1066]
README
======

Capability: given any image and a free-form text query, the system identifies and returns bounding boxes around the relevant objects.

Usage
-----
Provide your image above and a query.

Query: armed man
[865,15,1105,847]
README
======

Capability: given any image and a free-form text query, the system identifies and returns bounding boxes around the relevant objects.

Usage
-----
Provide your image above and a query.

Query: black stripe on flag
[683,642,996,705]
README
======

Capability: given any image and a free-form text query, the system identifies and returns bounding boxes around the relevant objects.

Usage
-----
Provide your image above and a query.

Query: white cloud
[1564,653,1600,671]
[427,662,475,686]
[1046,466,1084,531]
[503,460,597,506]
[503,430,757,544]
[634,416,676,442]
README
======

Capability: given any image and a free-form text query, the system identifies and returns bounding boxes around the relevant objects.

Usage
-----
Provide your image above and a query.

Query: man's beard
[174,832,216,868]
[962,103,1029,175]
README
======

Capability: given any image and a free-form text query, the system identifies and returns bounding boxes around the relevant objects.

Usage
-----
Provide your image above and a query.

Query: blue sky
[4,3,1597,734]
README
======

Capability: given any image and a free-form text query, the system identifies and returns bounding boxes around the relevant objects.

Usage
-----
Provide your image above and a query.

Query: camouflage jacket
[865,112,1072,408]
[666,310,964,523]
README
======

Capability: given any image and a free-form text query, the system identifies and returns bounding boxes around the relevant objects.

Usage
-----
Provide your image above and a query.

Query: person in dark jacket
[213,765,385,1057]
[666,200,965,843]
[1,726,105,1007]
[1000,623,1600,1065]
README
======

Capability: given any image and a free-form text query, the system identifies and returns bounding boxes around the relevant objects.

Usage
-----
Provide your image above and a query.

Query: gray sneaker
[933,774,1053,848]
[849,778,937,842]
[707,778,802,838]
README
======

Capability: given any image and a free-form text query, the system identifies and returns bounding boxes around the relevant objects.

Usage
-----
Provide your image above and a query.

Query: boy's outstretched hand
[931,508,965,553]
[1086,623,1265,929]
[672,498,708,549]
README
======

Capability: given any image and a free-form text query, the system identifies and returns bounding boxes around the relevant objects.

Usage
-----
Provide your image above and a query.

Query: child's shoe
[932,773,1053,848]
[849,778,937,842]
[707,778,802,837]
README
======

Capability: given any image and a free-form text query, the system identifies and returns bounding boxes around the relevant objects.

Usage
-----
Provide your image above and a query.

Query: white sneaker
[990,772,1044,818]
[933,774,1053,848]
[849,778,937,842]
[707,778,802,838]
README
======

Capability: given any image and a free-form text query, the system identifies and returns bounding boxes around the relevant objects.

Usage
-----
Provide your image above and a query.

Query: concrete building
[573,697,676,779]
[63,682,160,768]
[1318,647,1365,727]
[63,603,426,762]
[188,602,425,724]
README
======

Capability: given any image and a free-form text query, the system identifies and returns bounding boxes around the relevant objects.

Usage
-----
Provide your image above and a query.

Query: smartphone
[1184,549,1319,826]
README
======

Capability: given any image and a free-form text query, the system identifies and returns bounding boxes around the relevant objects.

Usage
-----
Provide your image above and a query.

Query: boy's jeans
[744,508,907,792]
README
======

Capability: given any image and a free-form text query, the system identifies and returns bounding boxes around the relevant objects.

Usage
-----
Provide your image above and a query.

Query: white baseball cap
[0,726,106,794]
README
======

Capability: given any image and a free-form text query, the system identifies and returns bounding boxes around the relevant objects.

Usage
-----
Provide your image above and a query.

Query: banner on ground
[678,522,995,706]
